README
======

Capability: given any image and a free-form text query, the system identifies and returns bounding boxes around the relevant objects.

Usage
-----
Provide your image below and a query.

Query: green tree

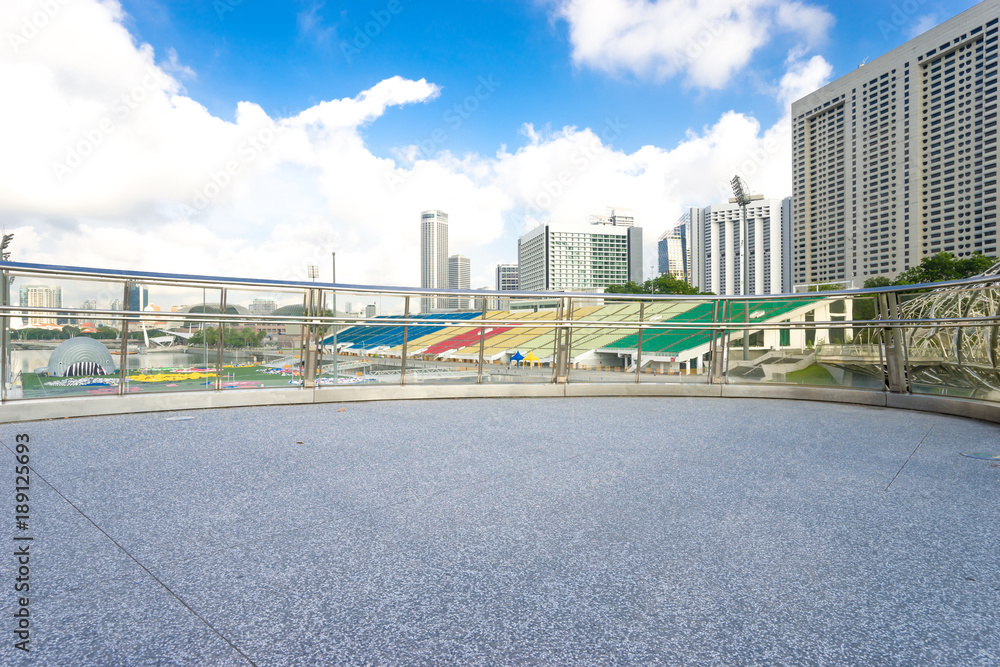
[892,252,998,286]
[955,254,998,278]
[604,281,648,294]
[645,274,701,295]
[894,252,961,284]
[863,276,893,289]
[605,276,706,295]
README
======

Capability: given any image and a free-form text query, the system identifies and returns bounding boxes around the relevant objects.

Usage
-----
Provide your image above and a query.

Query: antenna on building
[859,56,869,68]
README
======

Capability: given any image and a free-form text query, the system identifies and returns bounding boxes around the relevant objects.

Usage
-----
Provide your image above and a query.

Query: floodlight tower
[729,176,763,297]
[729,176,763,361]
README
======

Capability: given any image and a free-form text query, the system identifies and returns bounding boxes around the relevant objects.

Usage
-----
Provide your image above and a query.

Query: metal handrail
[7,261,1000,418]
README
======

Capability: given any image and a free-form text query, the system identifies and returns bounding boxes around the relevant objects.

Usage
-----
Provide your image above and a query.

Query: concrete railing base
[4,382,1000,425]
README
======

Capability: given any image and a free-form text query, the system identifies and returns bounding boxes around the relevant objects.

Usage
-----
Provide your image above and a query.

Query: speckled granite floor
[1,397,998,665]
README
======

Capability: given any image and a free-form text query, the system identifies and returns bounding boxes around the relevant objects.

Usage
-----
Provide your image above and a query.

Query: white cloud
[777,51,834,108]
[552,0,834,88]
[161,47,196,80]
[0,0,831,308]
[297,3,336,45]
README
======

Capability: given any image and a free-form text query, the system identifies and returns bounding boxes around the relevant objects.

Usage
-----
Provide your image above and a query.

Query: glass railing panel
[203,288,313,391]
[565,296,640,384]
[400,301,484,386]
[316,290,404,386]
[463,295,561,386]
[120,283,226,395]
[895,284,982,398]
[723,293,885,390]
[636,297,714,385]
[5,275,227,399]
[6,274,127,400]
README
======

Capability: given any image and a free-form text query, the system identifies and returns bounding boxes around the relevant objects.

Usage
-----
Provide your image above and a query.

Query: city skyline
[1,0,983,294]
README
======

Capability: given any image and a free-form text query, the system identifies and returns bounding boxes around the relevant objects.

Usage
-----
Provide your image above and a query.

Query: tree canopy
[865,252,998,288]
[605,275,711,296]
[189,326,266,348]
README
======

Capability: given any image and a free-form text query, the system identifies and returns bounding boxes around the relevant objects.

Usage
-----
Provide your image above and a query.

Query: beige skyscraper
[792,2,998,288]
[420,210,448,312]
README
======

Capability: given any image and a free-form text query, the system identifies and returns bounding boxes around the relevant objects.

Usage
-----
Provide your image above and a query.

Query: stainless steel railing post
[477,299,487,384]
[217,288,227,391]
[117,281,130,396]
[1,267,8,404]
[635,301,645,384]
[400,296,410,386]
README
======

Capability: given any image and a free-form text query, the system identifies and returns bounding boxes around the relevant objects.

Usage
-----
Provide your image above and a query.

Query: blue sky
[0,0,986,304]
[115,0,978,155]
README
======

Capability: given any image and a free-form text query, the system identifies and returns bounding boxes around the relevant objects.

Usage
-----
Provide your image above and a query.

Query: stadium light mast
[729,176,763,361]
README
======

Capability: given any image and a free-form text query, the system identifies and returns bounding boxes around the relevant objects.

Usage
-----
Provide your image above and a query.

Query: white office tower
[692,198,792,296]
[517,221,643,292]
[420,210,449,312]
[19,285,63,325]
[495,264,519,291]
[792,3,999,288]
[447,254,471,310]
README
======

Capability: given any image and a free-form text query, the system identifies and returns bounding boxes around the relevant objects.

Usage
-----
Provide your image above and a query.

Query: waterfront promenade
[2,397,998,665]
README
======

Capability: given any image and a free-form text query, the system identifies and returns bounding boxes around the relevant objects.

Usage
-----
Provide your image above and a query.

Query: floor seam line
[0,439,259,667]
[885,424,934,492]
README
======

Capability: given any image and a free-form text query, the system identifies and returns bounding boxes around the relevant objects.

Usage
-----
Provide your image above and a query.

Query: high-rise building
[447,254,471,310]
[76,299,97,326]
[517,221,643,292]
[658,217,691,283]
[691,198,792,296]
[107,298,123,328]
[18,285,62,326]
[495,264,519,291]
[250,298,278,316]
[420,210,449,312]
[792,3,999,288]
[127,283,148,312]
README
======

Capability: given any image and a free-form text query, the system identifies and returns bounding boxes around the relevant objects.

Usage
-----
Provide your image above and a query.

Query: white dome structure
[44,337,117,377]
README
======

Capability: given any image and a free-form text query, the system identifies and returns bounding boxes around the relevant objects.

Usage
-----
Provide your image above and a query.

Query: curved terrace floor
[2,398,999,666]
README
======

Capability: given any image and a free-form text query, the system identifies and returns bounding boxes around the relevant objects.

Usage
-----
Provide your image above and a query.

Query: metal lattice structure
[896,260,1000,395]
